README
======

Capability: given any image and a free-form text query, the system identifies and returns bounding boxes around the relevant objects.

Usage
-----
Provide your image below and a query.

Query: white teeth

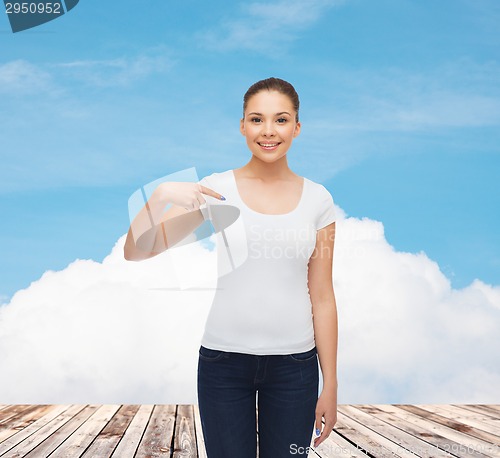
[260,143,278,147]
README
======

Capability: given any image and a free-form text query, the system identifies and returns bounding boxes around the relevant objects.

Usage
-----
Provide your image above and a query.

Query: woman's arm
[123,202,205,261]
[124,181,222,261]
[307,221,338,447]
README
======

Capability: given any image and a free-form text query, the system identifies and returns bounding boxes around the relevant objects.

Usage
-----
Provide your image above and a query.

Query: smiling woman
[195,78,339,457]
[240,89,301,159]
[124,77,339,457]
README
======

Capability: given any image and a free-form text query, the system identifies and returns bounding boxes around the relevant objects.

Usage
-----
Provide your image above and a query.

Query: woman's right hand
[153,181,225,211]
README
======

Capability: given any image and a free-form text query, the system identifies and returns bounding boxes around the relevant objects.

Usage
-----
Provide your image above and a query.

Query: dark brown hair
[243,77,300,122]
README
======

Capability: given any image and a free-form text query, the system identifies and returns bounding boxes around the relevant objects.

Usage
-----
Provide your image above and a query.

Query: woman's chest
[236,179,304,215]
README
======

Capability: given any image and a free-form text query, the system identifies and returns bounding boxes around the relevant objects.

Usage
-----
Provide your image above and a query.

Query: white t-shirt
[198,169,336,355]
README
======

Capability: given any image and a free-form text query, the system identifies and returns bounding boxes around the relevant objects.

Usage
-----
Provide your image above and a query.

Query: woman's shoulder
[303,175,334,199]
[198,170,235,200]
[198,169,232,184]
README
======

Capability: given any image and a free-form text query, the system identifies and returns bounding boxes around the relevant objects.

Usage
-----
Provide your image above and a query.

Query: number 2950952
[5,2,62,15]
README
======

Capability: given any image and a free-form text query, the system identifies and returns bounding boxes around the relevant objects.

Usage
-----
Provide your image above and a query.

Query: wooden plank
[256,405,260,456]
[0,405,35,426]
[0,404,82,457]
[23,405,99,458]
[80,405,141,458]
[367,404,493,458]
[1,404,499,458]
[193,403,207,458]
[0,405,60,442]
[444,405,500,430]
[419,405,500,436]
[456,405,500,420]
[479,405,500,414]
[396,404,500,448]
[339,405,453,458]
[135,404,176,457]
[48,404,120,457]
[371,404,500,458]
[172,404,197,458]
[0,405,35,425]
[313,428,372,457]
[484,404,500,412]
[334,408,408,457]
[110,404,154,457]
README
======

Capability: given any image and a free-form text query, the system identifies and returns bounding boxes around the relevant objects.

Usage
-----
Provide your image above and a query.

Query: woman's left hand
[313,387,338,448]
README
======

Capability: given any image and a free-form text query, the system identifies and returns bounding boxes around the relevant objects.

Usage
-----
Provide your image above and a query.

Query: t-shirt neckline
[229,169,307,216]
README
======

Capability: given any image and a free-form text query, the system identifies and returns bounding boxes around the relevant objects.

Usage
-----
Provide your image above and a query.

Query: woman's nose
[262,122,276,136]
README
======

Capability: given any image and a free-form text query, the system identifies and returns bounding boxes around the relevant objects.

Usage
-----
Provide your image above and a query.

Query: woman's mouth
[258,142,281,151]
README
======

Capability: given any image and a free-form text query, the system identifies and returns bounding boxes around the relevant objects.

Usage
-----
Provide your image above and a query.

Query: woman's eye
[277,118,288,124]
[251,117,262,123]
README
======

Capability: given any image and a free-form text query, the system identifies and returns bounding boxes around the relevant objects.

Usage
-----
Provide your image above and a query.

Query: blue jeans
[197,345,319,458]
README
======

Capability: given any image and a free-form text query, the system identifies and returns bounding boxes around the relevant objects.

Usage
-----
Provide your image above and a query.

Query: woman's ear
[240,118,246,136]
[293,121,301,138]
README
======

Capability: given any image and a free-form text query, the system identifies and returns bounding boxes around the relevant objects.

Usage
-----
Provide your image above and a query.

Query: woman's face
[240,90,301,164]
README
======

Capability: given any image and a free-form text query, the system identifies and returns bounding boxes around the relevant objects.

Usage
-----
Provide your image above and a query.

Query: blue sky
[1,0,499,301]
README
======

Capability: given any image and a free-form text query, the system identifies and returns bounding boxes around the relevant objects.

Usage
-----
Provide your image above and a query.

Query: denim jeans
[197,345,319,458]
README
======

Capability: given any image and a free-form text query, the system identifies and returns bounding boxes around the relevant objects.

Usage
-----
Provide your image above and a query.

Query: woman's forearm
[124,196,206,261]
[313,296,339,390]
[124,194,169,260]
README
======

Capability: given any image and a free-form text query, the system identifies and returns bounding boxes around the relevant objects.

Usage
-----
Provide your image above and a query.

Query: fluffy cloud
[0,238,217,404]
[334,209,500,403]
[0,205,499,404]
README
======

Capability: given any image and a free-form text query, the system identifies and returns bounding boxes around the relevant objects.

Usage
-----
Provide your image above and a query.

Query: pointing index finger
[199,184,225,201]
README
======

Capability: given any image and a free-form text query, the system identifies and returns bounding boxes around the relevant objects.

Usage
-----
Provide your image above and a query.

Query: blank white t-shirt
[197,169,336,355]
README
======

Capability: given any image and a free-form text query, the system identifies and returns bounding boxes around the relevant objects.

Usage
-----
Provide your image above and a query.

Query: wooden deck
[0,404,499,457]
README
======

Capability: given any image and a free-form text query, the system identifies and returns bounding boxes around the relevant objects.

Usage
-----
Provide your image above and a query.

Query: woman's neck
[238,156,298,181]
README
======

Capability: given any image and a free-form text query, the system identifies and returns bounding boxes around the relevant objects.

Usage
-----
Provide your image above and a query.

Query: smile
[258,142,281,150]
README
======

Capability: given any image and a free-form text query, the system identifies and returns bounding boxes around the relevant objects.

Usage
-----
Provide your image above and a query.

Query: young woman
[124,77,338,457]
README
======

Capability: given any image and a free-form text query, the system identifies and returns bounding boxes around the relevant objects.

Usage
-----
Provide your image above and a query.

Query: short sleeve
[316,185,336,230]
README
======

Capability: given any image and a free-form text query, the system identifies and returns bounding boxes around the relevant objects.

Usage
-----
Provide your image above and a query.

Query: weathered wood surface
[0,404,499,457]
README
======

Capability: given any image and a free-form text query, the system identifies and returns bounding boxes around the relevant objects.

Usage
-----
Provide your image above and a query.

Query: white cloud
[0,47,174,96]
[0,60,58,96]
[1,205,499,404]
[0,236,217,404]
[334,211,500,403]
[198,0,347,53]
[51,47,175,87]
